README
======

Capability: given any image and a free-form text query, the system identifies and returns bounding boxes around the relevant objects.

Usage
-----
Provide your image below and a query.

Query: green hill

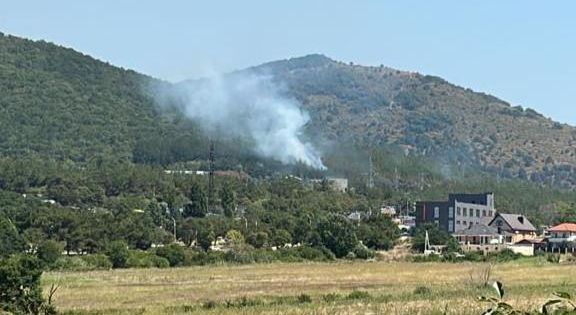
[1,33,575,189]
[246,54,576,188]
[0,32,288,175]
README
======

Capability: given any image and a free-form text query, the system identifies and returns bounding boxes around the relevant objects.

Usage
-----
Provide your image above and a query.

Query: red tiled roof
[549,223,576,233]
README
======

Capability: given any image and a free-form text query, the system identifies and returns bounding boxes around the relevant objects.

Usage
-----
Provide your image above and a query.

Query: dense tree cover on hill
[0,33,307,178]
[252,54,576,189]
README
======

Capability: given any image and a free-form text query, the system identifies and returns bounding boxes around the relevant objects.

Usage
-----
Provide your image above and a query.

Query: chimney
[518,216,524,224]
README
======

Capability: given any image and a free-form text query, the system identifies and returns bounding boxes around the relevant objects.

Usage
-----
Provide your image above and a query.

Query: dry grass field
[44,259,576,315]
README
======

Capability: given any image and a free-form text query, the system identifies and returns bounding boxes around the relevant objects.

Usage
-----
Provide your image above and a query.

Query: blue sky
[2,1,574,125]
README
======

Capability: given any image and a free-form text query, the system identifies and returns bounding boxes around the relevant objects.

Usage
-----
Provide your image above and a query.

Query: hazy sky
[2,1,574,125]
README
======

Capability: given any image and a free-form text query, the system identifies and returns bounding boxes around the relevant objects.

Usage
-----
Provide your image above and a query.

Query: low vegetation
[41,260,576,315]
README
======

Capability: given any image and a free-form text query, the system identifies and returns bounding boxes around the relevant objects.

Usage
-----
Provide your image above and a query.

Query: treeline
[0,153,401,259]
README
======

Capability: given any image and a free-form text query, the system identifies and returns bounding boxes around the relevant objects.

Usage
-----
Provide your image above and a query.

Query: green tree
[106,241,130,268]
[556,202,576,224]
[357,215,400,250]
[36,240,63,267]
[225,229,245,247]
[221,183,236,218]
[317,215,358,258]
[247,232,269,249]
[0,217,25,258]
[0,255,53,315]
[183,182,207,218]
[197,224,215,252]
[155,244,185,267]
[271,229,292,247]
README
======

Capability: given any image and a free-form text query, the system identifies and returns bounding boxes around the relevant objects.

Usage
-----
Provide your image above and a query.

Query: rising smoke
[153,72,326,169]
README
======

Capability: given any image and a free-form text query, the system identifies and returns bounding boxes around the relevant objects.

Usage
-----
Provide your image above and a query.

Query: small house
[546,223,576,253]
[488,213,537,244]
[453,224,504,254]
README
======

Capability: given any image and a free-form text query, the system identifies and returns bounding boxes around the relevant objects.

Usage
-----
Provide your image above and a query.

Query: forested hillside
[0,32,575,214]
[246,54,576,188]
[0,32,283,175]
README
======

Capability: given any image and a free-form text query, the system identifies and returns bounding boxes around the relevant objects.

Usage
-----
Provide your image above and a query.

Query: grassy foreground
[43,259,576,315]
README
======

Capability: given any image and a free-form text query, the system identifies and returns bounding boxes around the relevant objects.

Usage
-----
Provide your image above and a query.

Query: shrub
[225,229,245,246]
[155,244,186,267]
[37,240,64,266]
[126,250,170,268]
[106,241,130,268]
[352,244,375,260]
[413,286,432,295]
[271,229,292,248]
[247,232,269,249]
[297,246,331,261]
[81,254,112,270]
[347,290,371,300]
[317,215,358,258]
[297,294,312,304]
[322,293,341,303]
[546,254,561,264]
[202,300,217,309]
[51,256,89,271]
[488,249,521,263]
[0,255,52,315]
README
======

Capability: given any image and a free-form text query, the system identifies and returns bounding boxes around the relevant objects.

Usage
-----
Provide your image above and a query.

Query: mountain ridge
[1,32,575,188]
[237,54,576,188]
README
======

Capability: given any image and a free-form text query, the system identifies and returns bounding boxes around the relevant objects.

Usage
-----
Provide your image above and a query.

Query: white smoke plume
[156,72,326,169]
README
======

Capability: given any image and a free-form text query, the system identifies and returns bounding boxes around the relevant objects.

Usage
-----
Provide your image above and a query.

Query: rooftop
[491,213,537,232]
[549,223,576,233]
[454,224,499,236]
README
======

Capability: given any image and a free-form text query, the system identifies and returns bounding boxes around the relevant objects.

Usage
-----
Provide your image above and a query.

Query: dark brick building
[416,193,496,234]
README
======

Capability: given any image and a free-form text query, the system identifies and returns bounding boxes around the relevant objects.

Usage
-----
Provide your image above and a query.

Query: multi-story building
[416,193,496,234]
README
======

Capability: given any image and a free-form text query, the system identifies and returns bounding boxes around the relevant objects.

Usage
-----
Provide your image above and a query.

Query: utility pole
[171,217,177,242]
[368,152,374,189]
[208,140,215,214]
[394,167,399,191]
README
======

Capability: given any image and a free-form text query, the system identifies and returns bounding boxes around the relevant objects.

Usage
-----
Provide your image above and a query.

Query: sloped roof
[454,223,499,236]
[549,223,576,233]
[491,213,537,232]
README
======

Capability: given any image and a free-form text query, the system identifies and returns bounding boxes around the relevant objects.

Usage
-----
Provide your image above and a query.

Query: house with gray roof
[488,213,537,244]
[453,223,505,254]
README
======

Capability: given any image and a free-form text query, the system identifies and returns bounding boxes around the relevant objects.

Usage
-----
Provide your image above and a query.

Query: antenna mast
[208,140,215,214]
[368,152,374,189]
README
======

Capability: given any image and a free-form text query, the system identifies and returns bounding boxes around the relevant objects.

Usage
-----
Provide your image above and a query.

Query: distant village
[415,192,576,256]
[164,169,576,257]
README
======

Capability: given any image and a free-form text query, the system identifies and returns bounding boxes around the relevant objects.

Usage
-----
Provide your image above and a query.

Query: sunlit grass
[45,260,576,315]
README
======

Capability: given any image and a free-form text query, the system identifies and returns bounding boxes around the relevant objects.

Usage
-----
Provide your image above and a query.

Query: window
[488,211,493,217]
[456,220,461,225]
[448,207,454,218]
[476,209,480,217]
[463,220,467,225]
[482,210,487,217]
[457,207,461,215]
[463,208,467,216]
[448,221,454,232]
[434,207,440,219]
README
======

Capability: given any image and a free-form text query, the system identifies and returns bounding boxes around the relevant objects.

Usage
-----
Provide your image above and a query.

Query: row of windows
[456,220,480,226]
[433,206,457,219]
[456,207,493,218]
